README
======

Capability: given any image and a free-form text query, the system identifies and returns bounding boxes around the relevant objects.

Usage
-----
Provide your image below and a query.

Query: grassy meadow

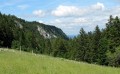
[0,48,120,74]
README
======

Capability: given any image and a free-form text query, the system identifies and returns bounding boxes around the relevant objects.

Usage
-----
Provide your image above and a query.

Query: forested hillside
[0,12,68,53]
[0,12,120,67]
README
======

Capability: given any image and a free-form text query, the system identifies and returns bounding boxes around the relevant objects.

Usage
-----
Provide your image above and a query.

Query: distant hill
[0,48,120,74]
[1,13,68,39]
[0,12,68,51]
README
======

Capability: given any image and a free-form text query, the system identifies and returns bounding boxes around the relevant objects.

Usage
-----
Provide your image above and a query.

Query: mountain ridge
[9,14,68,39]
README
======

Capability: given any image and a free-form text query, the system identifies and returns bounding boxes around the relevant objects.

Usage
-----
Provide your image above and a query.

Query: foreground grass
[0,48,120,74]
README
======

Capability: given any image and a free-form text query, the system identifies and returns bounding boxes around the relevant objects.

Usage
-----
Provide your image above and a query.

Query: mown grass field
[0,48,120,74]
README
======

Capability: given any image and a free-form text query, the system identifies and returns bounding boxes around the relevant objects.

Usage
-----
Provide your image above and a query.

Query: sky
[0,0,120,35]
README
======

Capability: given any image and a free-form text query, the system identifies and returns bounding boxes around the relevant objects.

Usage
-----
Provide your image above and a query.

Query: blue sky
[0,0,120,35]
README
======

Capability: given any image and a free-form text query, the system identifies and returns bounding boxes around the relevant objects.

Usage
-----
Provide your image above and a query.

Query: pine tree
[75,28,88,61]
[92,25,101,63]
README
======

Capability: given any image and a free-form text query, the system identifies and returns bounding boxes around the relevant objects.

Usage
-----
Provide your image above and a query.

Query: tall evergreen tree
[75,28,88,61]
[92,25,101,63]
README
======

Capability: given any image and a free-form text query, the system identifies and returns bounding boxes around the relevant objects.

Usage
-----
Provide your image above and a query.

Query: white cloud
[51,2,105,17]
[52,5,80,17]
[38,20,44,23]
[73,18,89,24]
[91,2,105,10]
[18,5,29,10]
[33,10,45,17]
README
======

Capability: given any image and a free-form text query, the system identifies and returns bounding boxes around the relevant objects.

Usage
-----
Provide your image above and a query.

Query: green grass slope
[0,48,120,74]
